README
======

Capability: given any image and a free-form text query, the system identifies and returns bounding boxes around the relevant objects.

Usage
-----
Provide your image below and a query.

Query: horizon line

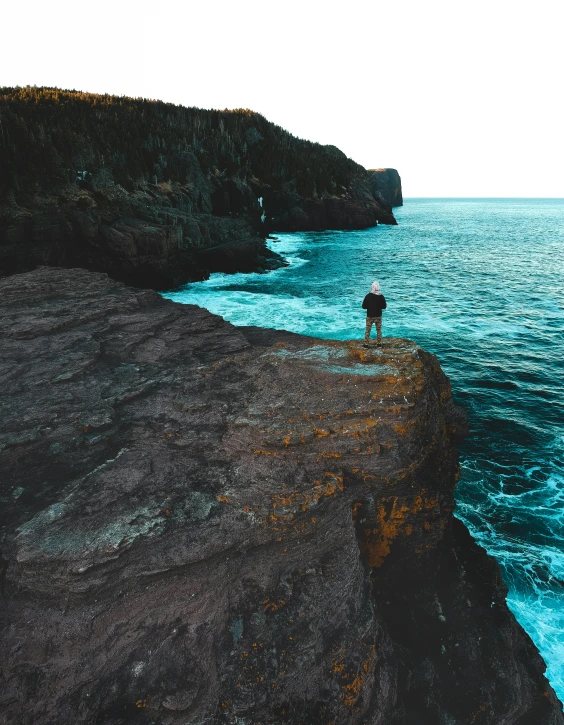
[402,196,564,200]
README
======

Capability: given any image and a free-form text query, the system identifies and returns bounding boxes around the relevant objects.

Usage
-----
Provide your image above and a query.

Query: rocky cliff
[0,88,400,288]
[0,178,286,290]
[369,169,403,208]
[1,268,561,725]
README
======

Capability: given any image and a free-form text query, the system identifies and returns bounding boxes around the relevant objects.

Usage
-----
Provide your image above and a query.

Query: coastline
[1,266,561,724]
[161,199,564,699]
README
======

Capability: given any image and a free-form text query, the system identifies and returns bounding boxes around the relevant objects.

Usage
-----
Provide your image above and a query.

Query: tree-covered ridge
[0,86,396,288]
[0,86,363,198]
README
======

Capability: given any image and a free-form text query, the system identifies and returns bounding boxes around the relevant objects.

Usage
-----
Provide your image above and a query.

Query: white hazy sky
[2,0,563,197]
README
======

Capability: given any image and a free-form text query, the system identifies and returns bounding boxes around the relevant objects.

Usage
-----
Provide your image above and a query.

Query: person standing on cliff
[362,281,387,346]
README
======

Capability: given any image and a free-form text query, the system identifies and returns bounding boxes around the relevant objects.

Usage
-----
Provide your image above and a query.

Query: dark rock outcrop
[265,180,398,231]
[0,88,398,289]
[0,184,286,289]
[1,268,561,725]
[369,169,403,208]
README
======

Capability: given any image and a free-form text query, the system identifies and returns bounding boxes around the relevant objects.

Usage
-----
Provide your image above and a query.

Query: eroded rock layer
[1,268,561,725]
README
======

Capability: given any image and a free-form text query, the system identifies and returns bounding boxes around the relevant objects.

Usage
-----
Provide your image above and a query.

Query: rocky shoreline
[0,178,287,290]
[0,88,401,290]
[0,171,399,291]
[1,267,562,725]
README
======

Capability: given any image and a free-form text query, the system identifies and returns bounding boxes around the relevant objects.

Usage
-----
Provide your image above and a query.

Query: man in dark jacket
[362,281,387,345]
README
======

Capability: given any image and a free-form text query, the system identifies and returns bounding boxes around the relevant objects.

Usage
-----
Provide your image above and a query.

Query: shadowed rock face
[268,173,398,231]
[369,169,404,208]
[1,268,562,725]
[0,182,286,290]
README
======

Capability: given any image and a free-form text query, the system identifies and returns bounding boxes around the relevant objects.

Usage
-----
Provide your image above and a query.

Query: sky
[2,0,563,197]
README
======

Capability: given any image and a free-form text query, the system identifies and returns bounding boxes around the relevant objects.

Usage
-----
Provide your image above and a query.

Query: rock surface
[1,268,562,725]
[369,169,404,208]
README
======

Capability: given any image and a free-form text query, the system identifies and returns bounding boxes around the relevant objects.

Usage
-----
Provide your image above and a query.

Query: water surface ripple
[163,198,564,696]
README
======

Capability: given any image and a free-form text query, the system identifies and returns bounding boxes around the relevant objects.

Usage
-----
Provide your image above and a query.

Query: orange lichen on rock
[331,644,376,708]
[340,418,378,440]
[360,491,440,567]
[393,422,411,436]
[261,598,286,612]
[271,491,301,508]
[412,490,439,513]
[332,659,346,674]
[341,673,365,707]
[270,473,345,517]
[362,498,410,568]
[440,388,452,403]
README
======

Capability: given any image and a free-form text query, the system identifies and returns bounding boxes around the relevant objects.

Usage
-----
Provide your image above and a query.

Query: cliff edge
[1,268,561,725]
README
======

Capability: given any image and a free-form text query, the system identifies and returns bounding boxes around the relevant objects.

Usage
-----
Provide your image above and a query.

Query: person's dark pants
[364,316,382,343]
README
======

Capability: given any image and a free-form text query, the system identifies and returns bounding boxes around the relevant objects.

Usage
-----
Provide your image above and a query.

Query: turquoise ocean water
[163,199,564,697]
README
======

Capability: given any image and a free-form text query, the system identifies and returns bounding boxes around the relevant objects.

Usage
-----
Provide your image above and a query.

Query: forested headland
[0,87,400,288]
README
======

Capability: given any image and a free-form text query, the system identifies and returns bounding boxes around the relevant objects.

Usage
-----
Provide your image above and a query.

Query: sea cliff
[1,267,561,725]
[0,88,400,289]
[369,169,403,208]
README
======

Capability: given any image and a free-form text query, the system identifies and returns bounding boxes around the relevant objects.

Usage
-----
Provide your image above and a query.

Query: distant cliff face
[0,177,286,290]
[369,168,403,208]
[0,88,400,288]
[1,267,561,725]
